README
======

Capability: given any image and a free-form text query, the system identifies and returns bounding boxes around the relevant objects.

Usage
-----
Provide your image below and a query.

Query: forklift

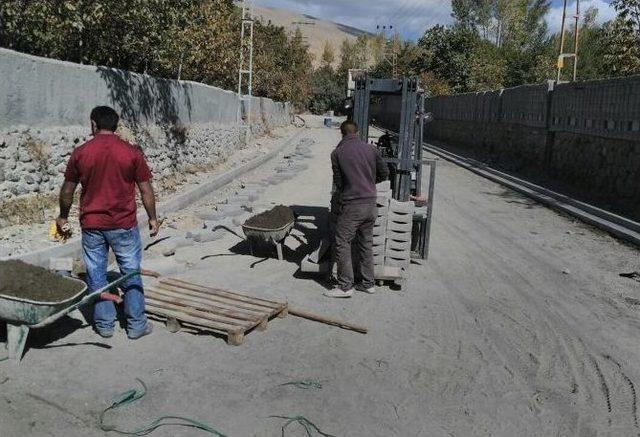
[349,74,436,260]
[300,74,436,282]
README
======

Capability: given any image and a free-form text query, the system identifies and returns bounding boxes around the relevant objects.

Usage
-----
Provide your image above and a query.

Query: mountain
[252,6,373,67]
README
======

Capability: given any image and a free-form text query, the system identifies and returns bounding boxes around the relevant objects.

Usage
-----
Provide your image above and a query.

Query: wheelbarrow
[242,221,295,261]
[0,271,139,363]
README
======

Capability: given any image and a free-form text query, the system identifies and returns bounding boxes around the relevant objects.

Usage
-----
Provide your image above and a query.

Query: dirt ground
[2,117,640,436]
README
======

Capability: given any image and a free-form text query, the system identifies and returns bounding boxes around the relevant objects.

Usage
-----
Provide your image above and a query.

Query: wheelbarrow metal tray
[0,276,87,326]
[242,221,295,243]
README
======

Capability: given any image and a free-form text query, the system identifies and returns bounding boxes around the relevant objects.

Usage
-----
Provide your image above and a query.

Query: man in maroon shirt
[57,106,160,339]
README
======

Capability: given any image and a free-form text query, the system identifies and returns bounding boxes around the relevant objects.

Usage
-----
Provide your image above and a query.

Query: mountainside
[253,6,373,67]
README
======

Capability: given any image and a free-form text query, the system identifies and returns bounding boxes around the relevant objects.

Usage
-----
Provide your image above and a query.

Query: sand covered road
[1,119,640,436]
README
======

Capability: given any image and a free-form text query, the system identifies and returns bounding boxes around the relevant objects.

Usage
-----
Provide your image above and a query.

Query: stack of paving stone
[373,181,392,269]
[372,181,415,278]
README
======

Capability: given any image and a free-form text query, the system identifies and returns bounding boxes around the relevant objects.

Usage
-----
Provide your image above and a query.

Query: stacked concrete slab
[373,181,415,277]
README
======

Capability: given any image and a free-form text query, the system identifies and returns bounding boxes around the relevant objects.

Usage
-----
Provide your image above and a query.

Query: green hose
[270,415,336,437]
[99,378,226,436]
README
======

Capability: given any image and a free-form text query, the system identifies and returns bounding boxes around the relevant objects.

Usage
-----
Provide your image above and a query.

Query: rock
[18,149,32,163]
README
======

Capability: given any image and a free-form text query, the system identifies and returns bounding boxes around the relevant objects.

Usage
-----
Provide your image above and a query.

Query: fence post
[543,80,556,174]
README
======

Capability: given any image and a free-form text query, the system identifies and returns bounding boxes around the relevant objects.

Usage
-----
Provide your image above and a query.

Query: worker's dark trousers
[334,202,377,291]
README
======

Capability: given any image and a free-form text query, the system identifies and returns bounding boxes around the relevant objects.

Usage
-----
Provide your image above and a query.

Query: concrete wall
[0,48,292,205]
[423,77,640,219]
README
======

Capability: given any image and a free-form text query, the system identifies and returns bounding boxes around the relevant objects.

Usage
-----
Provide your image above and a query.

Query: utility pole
[377,23,398,77]
[556,0,580,82]
[237,0,254,143]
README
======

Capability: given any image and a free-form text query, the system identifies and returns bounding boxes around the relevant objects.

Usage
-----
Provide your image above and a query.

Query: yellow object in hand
[49,221,72,242]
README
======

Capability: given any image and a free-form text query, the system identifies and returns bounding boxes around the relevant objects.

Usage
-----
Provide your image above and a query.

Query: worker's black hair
[90,106,119,131]
[340,120,358,136]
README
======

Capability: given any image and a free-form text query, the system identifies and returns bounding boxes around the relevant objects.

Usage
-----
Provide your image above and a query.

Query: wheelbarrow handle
[73,270,141,310]
[29,271,141,329]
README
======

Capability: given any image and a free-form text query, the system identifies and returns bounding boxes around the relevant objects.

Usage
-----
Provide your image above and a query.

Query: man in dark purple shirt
[325,120,389,298]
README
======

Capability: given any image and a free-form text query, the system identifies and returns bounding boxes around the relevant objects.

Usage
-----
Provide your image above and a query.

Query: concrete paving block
[377,196,390,208]
[216,204,244,217]
[232,215,249,226]
[373,227,387,238]
[386,229,412,242]
[374,264,403,279]
[387,220,413,233]
[141,257,186,277]
[384,256,410,268]
[373,235,387,247]
[196,210,221,220]
[389,199,415,214]
[388,209,413,220]
[386,239,412,252]
[192,230,225,243]
[373,253,385,266]
[376,205,389,215]
[376,180,391,192]
[242,180,268,188]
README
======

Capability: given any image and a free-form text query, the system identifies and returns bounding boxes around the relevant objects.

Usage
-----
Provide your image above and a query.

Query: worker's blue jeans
[82,227,147,336]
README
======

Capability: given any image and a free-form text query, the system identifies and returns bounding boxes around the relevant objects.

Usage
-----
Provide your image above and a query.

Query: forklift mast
[350,74,435,260]
[352,75,425,202]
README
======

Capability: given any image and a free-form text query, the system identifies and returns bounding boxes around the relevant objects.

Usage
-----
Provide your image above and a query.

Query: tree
[321,41,335,67]
[309,66,343,114]
[414,25,477,93]
[0,1,314,107]
[605,0,640,75]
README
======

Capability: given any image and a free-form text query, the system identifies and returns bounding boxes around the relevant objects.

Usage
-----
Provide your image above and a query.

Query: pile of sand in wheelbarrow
[0,260,85,302]
[244,205,295,229]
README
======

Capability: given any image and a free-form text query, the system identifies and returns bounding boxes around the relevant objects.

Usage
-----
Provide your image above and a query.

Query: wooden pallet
[145,278,288,345]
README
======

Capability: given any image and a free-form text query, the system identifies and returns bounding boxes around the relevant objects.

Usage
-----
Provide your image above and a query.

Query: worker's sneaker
[128,323,153,340]
[96,329,114,339]
[323,288,353,298]
[355,284,376,294]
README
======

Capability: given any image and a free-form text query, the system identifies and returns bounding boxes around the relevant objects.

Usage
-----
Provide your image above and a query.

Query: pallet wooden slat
[154,283,269,314]
[148,287,262,321]
[145,303,242,333]
[161,278,282,309]
[145,278,287,345]
[146,298,248,328]
[146,289,261,324]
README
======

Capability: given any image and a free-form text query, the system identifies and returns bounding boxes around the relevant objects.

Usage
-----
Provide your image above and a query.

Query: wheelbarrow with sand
[0,260,139,363]
[242,205,295,261]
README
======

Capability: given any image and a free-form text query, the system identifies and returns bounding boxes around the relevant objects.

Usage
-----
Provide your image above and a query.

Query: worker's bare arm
[137,180,161,236]
[55,180,77,234]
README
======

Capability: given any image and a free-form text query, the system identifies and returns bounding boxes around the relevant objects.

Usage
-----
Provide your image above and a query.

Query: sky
[253,0,617,40]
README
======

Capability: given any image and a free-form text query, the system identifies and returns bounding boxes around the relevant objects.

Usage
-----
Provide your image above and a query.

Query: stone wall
[0,48,292,205]
[423,78,640,219]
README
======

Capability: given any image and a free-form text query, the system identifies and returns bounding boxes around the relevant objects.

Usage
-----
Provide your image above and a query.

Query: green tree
[414,25,477,93]
[321,41,335,67]
[606,0,640,75]
[309,66,343,114]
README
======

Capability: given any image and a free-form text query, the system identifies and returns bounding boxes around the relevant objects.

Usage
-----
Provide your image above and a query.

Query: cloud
[254,0,618,39]
[254,0,453,40]
[546,0,617,33]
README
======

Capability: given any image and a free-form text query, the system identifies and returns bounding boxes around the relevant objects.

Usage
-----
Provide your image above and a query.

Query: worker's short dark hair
[90,106,119,131]
[340,120,358,136]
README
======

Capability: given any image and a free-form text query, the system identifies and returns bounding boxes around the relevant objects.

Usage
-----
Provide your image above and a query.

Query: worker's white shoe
[356,284,376,294]
[323,288,354,298]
